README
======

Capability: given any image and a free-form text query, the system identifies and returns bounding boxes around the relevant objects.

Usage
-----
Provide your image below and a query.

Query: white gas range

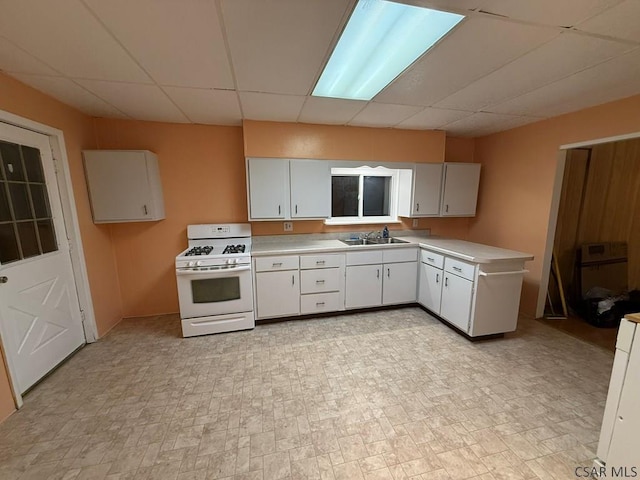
[175,224,254,337]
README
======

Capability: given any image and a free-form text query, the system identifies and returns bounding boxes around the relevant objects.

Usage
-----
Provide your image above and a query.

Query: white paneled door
[0,123,85,394]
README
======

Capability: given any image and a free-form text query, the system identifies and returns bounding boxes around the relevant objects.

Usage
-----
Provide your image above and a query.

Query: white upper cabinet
[247,157,289,219]
[440,163,481,217]
[398,163,443,217]
[246,157,331,221]
[83,150,165,223]
[290,160,331,218]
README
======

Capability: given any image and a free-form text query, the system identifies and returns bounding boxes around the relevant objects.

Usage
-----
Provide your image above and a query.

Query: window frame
[325,166,401,225]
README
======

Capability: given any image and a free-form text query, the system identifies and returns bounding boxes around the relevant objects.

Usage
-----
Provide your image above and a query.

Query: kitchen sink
[340,237,409,246]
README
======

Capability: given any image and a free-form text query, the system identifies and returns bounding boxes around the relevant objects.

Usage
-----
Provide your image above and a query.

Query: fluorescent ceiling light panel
[313,0,464,101]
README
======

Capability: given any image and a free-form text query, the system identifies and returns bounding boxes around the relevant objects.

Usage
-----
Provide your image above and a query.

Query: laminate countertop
[251,235,533,264]
[625,313,640,324]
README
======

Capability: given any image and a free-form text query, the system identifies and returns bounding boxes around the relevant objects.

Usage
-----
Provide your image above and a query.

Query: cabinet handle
[445,277,448,287]
[436,273,439,283]
[292,275,295,285]
[295,204,298,214]
[453,266,462,272]
[427,257,435,262]
[316,302,325,307]
[316,279,325,284]
[278,205,281,215]
[446,204,449,213]
[376,269,380,279]
[316,260,325,265]
[416,203,420,212]
[272,262,282,267]
[143,204,148,215]
[387,268,390,278]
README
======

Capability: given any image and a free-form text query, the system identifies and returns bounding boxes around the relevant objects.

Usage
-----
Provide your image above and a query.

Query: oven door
[176,265,253,319]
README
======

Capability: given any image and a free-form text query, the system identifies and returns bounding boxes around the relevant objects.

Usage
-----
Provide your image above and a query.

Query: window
[327,166,399,225]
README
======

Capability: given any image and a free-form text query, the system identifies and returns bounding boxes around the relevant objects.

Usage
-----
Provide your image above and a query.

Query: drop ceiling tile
[163,87,241,125]
[576,0,640,42]
[0,0,150,83]
[476,0,622,28]
[238,92,306,122]
[298,97,366,125]
[397,107,473,129]
[76,80,189,123]
[486,48,640,117]
[221,0,351,95]
[376,17,558,107]
[0,38,58,75]
[435,32,631,111]
[84,0,234,89]
[443,111,538,136]
[348,103,423,128]
[10,74,128,118]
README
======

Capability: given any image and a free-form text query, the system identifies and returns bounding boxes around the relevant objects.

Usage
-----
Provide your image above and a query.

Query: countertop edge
[251,237,534,264]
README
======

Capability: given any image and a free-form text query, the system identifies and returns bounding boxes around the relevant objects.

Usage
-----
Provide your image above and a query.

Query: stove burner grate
[185,246,213,256]
[223,244,246,254]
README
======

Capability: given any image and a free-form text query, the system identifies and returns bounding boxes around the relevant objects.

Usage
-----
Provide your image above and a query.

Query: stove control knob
[196,261,203,267]
[188,261,196,267]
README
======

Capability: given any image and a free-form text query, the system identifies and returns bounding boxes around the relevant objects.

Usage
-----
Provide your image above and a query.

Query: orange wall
[0,73,123,420]
[93,119,246,317]
[470,93,640,316]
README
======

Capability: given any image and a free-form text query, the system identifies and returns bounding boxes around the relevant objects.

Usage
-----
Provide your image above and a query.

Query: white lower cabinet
[345,248,417,309]
[299,253,345,315]
[418,247,527,336]
[345,264,383,309]
[440,272,473,332]
[383,262,417,305]
[418,262,442,312]
[254,256,300,319]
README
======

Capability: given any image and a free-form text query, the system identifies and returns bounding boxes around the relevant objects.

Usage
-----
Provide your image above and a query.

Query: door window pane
[191,277,240,303]
[17,221,39,258]
[0,183,10,221]
[37,220,57,253]
[0,139,58,263]
[0,141,25,181]
[0,224,20,263]
[9,183,33,220]
[331,176,359,217]
[30,184,51,218]
[22,146,45,183]
[363,176,391,216]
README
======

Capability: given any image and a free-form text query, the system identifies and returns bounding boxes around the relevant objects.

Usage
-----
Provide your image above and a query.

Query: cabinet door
[247,158,288,219]
[441,163,481,216]
[255,270,300,318]
[606,328,640,469]
[418,263,443,313]
[383,262,417,305]
[440,273,473,332]
[83,150,164,223]
[412,163,443,216]
[345,265,382,309]
[290,160,330,218]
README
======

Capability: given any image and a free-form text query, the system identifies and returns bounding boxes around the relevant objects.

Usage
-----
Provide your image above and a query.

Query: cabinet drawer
[300,268,341,294]
[300,254,344,270]
[444,257,475,281]
[383,247,418,264]
[346,250,383,266]
[255,255,299,272]
[420,249,444,269]
[301,292,341,314]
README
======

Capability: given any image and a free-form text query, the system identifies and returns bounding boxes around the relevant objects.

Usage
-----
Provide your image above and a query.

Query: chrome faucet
[360,231,381,240]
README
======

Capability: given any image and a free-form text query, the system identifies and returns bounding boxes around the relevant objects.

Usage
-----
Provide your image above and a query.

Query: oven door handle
[176,265,251,276]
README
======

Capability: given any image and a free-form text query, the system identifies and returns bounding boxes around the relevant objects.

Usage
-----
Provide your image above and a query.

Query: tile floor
[0,307,615,480]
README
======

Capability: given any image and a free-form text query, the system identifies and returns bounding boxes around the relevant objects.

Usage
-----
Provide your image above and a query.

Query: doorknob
[0,276,7,284]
